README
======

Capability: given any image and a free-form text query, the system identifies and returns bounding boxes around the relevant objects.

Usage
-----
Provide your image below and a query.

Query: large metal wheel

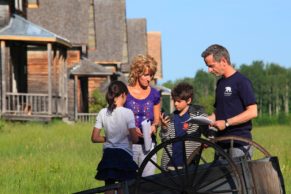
[213,136,285,194]
[213,136,271,160]
[133,135,244,194]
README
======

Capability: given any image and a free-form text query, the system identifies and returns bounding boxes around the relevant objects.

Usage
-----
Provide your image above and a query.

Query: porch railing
[4,92,63,115]
[77,113,97,123]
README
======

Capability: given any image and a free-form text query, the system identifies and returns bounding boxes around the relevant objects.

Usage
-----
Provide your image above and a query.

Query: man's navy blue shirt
[214,71,256,139]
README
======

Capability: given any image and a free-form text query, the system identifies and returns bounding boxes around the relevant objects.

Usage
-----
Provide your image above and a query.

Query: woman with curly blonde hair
[128,55,157,86]
[124,54,161,177]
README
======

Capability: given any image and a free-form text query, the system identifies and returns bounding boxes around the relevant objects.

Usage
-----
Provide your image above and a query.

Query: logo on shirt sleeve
[224,86,232,96]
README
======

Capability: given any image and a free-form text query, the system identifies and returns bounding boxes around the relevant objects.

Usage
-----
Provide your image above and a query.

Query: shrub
[277,112,289,125]
[253,114,277,126]
[253,113,291,126]
[89,89,106,113]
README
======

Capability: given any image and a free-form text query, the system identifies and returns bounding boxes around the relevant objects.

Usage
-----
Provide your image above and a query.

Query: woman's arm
[151,102,161,133]
[91,127,106,143]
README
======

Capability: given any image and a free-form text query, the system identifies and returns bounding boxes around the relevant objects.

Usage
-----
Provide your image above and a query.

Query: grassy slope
[0,121,290,193]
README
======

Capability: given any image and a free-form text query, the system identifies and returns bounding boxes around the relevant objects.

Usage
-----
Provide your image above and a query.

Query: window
[27,0,39,9]
[14,0,23,11]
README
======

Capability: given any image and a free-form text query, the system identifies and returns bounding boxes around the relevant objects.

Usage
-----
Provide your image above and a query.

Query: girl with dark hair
[91,81,138,194]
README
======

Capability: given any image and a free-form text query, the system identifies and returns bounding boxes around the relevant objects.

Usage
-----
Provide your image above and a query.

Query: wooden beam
[1,41,6,113]
[0,36,72,48]
[47,43,52,114]
[93,61,122,64]
[59,50,64,116]
[64,49,68,116]
[74,75,78,121]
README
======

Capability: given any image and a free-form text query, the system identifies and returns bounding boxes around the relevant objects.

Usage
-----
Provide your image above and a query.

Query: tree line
[162,61,291,125]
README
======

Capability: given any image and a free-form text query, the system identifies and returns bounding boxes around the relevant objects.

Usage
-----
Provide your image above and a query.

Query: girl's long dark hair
[106,81,128,114]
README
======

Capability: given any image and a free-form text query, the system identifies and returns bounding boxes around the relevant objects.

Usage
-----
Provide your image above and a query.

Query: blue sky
[126,0,291,83]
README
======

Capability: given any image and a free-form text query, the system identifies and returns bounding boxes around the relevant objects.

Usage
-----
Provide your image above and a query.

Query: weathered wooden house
[0,0,164,122]
[0,1,72,121]
[122,18,147,73]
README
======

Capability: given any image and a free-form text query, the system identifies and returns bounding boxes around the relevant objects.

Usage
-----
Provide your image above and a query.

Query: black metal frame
[73,136,285,194]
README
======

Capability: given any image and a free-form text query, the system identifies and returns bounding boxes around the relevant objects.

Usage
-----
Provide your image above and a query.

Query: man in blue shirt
[201,44,258,158]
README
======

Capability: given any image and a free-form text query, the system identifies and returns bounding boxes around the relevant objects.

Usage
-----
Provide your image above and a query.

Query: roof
[88,0,128,64]
[148,32,163,79]
[121,18,148,73]
[26,0,90,45]
[70,58,113,76]
[152,85,171,95]
[98,72,129,92]
[0,14,71,47]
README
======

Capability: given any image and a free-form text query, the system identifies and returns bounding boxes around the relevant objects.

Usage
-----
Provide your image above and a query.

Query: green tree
[162,80,175,90]
[193,69,216,100]
[197,95,215,114]
[265,63,286,116]
[161,61,291,124]
[239,61,266,115]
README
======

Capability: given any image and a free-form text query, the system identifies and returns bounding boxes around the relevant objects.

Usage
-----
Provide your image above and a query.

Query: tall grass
[0,120,290,193]
[0,120,102,194]
[252,125,291,192]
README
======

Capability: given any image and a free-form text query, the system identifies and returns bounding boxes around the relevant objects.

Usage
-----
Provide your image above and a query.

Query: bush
[253,113,291,126]
[253,115,277,126]
[89,89,106,113]
[277,112,289,125]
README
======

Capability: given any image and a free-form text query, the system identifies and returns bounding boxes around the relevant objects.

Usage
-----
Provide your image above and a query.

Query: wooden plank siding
[27,50,50,93]
[147,32,163,81]
[121,18,147,73]
[0,3,10,28]
[88,0,128,64]
[26,46,67,115]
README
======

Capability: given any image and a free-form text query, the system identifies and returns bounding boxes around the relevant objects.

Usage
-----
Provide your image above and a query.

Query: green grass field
[0,120,290,194]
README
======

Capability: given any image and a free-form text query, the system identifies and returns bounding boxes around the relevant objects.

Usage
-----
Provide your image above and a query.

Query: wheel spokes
[135,136,243,194]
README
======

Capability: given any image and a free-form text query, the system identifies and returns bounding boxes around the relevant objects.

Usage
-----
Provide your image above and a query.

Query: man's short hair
[201,44,231,65]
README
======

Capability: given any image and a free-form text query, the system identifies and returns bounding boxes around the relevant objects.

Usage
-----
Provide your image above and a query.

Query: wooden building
[0,0,164,122]
[0,14,71,121]
[148,32,163,82]
[121,18,148,74]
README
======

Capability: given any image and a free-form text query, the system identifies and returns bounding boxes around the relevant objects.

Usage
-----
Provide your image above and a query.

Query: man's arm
[213,104,257,131]
[227,104,257,126]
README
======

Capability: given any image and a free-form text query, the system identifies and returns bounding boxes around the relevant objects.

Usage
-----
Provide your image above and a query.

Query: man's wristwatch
[225,120,230,128]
